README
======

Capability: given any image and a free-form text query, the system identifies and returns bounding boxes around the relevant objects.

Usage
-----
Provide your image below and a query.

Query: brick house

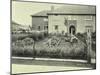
[31,10,49,31]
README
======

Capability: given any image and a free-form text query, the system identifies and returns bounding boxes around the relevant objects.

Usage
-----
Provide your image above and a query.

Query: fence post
[33,40,35,59]
[86,26,92,63]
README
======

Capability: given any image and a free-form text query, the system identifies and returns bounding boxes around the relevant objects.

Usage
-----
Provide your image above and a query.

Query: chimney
[51,6,54,11]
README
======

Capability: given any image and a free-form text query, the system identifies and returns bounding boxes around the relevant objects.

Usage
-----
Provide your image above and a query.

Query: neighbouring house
[12,21,30,33]
[12,21,21,31]
[31,10,49,32]
[31,5,96,35]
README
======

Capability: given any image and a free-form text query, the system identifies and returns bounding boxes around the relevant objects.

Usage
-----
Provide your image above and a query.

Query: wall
[32,16,48,31]
[48,14,96,34]
[48,15,67,34]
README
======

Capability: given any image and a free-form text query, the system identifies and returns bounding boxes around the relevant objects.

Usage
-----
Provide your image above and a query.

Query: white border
[0,0,99,75]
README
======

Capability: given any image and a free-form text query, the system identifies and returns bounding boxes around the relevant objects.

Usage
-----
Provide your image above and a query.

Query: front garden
[11,31,96,60]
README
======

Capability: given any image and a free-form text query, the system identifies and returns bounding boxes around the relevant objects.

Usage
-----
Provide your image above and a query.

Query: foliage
[12,31,48,42]
[12,33,29,42]
[12,34,87,59]
[12,37,35,57]
[75,33,87,44]
[91,32,96,52]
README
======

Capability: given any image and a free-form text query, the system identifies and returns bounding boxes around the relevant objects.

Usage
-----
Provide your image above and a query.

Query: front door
[69,25,75,35]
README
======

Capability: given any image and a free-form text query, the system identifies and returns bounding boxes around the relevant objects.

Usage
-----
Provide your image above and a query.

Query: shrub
[91,32,96,52]
[12,35,87,59]
[12,37,35,57]
[12,33,29,42]
[22,37,34,45]
[28,31,48,41]
[44,31,48,37]
[38,32,44,40]
[64,33,68,37]
[76,33,87,44]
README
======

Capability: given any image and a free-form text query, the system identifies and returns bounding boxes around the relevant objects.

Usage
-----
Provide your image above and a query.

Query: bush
[28,31,48,41]
[34,36,87,59]
[22,37,34,45]
[12,31,48,42]
[12,35,87,59]
[12,33,29,42]
[76,33,87,44]
[91,32,96,52]
[12,37,35,57]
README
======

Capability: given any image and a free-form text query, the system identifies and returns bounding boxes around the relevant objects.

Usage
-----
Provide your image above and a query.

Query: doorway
[69,25,76,35]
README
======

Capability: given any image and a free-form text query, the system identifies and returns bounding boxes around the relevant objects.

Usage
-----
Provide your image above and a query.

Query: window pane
[55,25,58,30]
[38,26,40,30]
[44,26,48,30]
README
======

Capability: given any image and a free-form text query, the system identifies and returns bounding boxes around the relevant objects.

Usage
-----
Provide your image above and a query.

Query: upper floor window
[68,16,72,20]
[44,26,48,30]
[84,16,93,20]
[44,18,48,21]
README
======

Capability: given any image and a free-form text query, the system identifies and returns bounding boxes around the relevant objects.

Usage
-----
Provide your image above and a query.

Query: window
[55,25,58,30]
[44,18,48,21]
[84,16,92,20]
[38,26,40,30]
[44,26,48,30]
[88,29,89,33]
[68,16,72,20]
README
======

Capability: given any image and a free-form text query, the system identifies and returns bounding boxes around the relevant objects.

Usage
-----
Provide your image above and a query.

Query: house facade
[31,11,48,31]
[12,21,30,33]
[48,14,96,35]
[32,5,96,35]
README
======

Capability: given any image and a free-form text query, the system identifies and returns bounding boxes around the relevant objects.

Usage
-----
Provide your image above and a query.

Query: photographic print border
[10,0,96,75]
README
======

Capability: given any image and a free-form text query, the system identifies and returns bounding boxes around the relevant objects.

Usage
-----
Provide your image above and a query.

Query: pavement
[11,57,95,74]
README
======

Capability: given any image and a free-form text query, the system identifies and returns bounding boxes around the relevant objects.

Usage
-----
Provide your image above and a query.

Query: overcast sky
[12,1,62,26]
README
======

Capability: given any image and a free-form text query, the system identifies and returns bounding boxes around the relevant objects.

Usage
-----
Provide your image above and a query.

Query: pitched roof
[48,5,96,15]
[12,21,29,30]
[32,5,96,17]
[32,10,49,17]
[12,21,20,25]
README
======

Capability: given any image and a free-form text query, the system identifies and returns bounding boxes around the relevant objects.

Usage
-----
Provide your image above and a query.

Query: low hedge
[12,36,87,59]
[12,31,48,42]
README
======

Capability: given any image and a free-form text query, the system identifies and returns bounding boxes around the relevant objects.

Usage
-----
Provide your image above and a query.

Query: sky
[12,1,62,26]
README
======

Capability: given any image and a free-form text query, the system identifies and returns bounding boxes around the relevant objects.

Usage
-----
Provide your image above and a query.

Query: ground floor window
[55,25,58,30]
[38,26,40,31]
[44,26,48,30]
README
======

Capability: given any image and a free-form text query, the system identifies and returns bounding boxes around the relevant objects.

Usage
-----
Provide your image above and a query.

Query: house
[31,10,49,32]
[12,21,30,33]
[12,21,21,31]
[32,5,96,35]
